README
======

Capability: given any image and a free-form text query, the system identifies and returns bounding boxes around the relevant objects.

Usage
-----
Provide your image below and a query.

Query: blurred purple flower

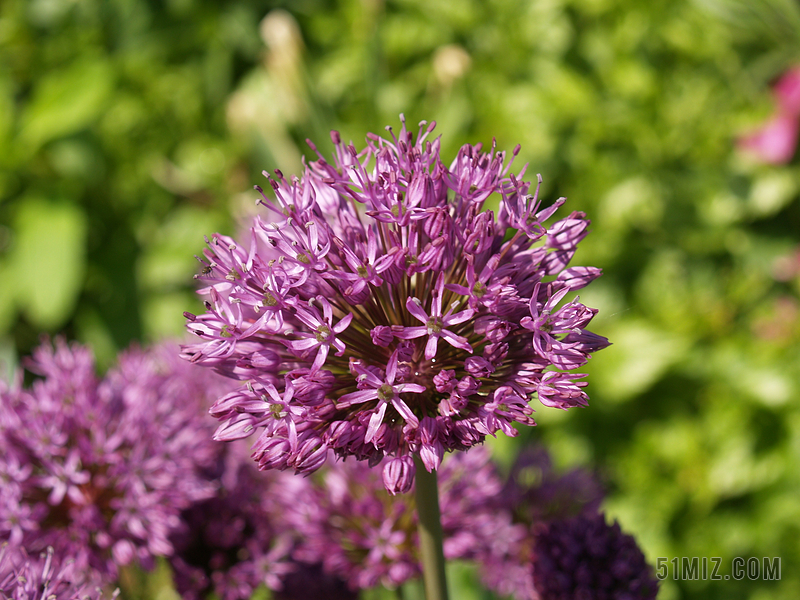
[472,445,657,600]
[183,116,608,492]
[280,447,523,592]
[503,446,604,525]
[478,445,605,599]
[169,441,355,600]
[0,340,230,581]
[532,513,658,600]
[274,562,358,600]
[0,543,114,600]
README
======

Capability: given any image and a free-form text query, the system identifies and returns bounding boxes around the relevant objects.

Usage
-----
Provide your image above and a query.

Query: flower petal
[391,397,419,428]
[365,401,388,443]
[338,389,379,407]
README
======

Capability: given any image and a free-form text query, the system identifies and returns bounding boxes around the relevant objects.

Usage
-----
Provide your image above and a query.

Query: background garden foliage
[1,0,799,598]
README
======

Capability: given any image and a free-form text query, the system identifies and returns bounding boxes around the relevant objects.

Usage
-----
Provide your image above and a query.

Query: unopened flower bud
[382,455,415,495]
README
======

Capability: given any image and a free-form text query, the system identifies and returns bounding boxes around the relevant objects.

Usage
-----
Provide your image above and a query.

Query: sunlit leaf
[11,198,87,329]
[18,58,114,152]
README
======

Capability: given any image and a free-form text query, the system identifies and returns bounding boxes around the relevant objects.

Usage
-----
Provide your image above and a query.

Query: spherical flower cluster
[279,447,524,591]
[182,116,609,491]
[474,446,656,600]
[0,544,113,600]
[0,340,229,581]
[169,441,353,600]
[531,513,658,600]
[475,447,603,599]
[169,445,292,600]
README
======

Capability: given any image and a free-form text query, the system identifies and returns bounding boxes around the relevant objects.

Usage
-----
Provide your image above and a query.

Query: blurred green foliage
[2,0,800,598]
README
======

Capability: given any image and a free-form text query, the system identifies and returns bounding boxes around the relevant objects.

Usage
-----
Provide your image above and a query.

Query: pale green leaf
[589,320,690,401]
[18,58,114,152]
[11,198,87,329]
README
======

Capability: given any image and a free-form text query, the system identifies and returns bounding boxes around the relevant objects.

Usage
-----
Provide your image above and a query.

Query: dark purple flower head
[532,513,658,600]
[476,449,654,600]
[274,562,358,600]
[0,340,229,582]
[183,116,609,491]
[169,442,313,600]
[0,543,114,600]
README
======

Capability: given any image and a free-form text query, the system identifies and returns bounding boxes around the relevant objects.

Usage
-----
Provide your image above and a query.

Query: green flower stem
[413,454,449,600]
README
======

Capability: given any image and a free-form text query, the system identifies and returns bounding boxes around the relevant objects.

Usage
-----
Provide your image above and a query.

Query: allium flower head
[0,544,114,600]
[183,116,609,491]
[504,446,604,524]
[169,441,322,600]
[0,340,228,581]
[280,448,521,592]
[478,445,605,600]
[532,513,658,600]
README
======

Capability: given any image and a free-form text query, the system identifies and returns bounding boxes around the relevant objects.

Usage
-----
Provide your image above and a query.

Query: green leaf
[0,261,16,334]
[747,170,798,218]
[18,58,114,152]
[248,584,274,600]
[137,205,224,292]
[11,198,87,329]
[0,76,15,162]
[589,320,690,402]
[0,336,17,383]
[446,560,496,600]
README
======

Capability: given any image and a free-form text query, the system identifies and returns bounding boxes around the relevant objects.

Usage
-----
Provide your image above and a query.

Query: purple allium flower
[504,447,604,525]
[0,340,229,581]
[476,445,656,600]
[169,441,320,600]
[0,543,114,600]
[274,562,358,600]
[531,513,658,600]
[477,445,605,600]
[182,116,609,491]
[281,447,523,592]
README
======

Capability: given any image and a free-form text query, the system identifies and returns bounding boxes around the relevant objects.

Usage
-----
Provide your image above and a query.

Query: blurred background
[1,0,799,598]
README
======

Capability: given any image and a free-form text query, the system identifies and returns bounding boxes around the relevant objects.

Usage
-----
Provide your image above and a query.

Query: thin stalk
[413,454,449,600]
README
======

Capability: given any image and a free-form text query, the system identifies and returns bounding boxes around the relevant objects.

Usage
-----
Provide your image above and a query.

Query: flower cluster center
[426,317,443,335]
[377,384,396,402]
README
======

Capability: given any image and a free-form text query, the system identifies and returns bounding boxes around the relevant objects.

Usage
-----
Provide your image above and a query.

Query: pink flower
[738,112,799,164]
[739,67,800,164]
[774,66,800,114]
